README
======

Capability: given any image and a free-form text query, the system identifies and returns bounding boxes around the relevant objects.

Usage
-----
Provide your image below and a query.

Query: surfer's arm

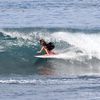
[37,47,44,53]
[37,46,49,54]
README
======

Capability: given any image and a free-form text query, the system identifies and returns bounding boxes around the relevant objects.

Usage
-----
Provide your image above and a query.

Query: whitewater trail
[52,32,100,60]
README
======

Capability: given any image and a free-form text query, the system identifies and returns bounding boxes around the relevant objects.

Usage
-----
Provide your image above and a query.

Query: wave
[0,78,70,84]
[0,27,100,75]
[52,31,100,59]
[0,75,100,84]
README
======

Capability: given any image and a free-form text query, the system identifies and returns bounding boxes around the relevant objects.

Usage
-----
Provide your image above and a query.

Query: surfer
[37,39,55,55]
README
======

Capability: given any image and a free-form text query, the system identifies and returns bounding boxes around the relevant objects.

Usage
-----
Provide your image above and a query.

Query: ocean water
[0,0,100,100]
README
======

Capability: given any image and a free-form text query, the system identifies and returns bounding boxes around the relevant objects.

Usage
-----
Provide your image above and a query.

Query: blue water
[0,0,100,100]
[0,0,100,29]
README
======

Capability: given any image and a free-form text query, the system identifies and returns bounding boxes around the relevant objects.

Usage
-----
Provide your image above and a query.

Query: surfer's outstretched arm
[37,47,44,53]
[37,46,49,54]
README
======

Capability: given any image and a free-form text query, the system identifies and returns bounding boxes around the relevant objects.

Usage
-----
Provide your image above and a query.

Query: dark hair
[47,42,55,50]
[40,39,47,46]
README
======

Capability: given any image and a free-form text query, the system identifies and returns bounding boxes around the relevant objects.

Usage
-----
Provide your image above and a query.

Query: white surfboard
[34,54,57,58]
[34,52,83,59]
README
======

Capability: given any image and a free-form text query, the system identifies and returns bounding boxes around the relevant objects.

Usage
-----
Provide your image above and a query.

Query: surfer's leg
[49,51,56,55]
[44,48,50,55]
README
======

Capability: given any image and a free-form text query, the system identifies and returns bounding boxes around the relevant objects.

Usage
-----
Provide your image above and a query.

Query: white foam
[0,79,68,84]
[2,31,33,40]
[1,30,38,47]
[52,32,100,60]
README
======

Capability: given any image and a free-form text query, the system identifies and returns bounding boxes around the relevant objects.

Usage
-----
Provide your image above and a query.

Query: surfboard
[35,52,82,59]
[34,54,57,58]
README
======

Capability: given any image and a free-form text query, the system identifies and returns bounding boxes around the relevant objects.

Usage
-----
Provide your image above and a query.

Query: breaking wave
[0,27,100,75]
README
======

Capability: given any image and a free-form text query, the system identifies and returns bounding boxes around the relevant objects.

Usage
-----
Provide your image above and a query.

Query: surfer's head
[40,39,47,46]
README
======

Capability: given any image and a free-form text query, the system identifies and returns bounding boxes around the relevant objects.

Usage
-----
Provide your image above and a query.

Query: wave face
[0,27,100,75]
